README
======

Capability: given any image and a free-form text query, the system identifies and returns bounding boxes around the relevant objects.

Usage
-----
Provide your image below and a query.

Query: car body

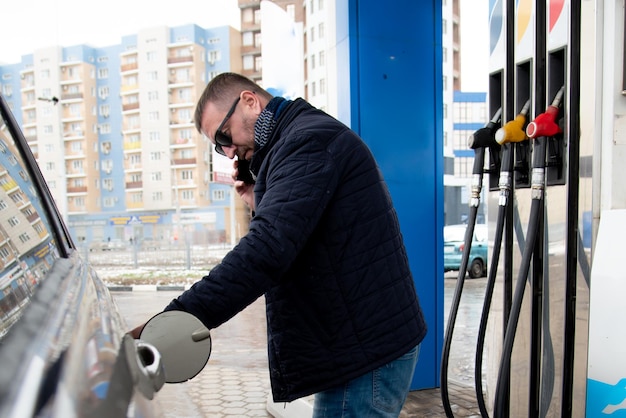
[0,94,165,417]
[443,223,488,278]
[89,239,127,252]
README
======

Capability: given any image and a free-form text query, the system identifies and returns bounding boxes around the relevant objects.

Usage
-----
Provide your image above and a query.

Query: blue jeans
[312,344,420,418]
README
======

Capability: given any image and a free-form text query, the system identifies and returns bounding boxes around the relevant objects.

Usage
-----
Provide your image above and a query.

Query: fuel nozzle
[526,86,565,139]
[467,108,502,208]
[495,100,531,145]
[468,108,502,149]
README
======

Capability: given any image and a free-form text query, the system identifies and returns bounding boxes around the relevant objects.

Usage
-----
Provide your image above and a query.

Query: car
[139,237,163,251]
[0,94,167,417]
[89,239,126,252]
[443,223,488,278]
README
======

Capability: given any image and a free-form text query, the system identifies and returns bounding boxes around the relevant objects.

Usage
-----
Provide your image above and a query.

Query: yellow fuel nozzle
[494,100,531,145]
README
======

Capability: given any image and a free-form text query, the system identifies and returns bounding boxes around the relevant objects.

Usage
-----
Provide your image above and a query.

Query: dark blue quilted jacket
[166,99,427,402]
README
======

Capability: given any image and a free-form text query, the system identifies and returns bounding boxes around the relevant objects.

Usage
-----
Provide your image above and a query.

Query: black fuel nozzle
[467,108,502,208]
[468,108,502,149]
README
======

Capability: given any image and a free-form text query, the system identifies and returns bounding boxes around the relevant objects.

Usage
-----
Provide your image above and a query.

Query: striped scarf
[249,97,290,178]
[254,97,288,150]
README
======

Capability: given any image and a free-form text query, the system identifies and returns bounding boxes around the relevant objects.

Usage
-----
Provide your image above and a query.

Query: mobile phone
[236,159,255,184]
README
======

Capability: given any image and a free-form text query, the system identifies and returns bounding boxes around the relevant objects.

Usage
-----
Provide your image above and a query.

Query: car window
[0,96,65,339]
[444,226,466,242]
[474,226,487,242]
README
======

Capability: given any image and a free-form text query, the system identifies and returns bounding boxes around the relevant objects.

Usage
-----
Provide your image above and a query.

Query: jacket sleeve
[164,134,340,329]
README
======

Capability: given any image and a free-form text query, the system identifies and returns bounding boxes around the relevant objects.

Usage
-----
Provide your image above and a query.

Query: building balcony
[123,141,142,150]
[123,102,140,111]
[25,212,40,223]
[61,93,83,101]
[121,62,139,72]
[171,137,194,146]
[66,186,88,194]
[172,158,196,166]
[126,181,143,189]
[121,84,139,92]
[168,56,193,64]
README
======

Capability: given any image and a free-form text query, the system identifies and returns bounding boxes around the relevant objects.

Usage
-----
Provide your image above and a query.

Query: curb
[107,284,190,292]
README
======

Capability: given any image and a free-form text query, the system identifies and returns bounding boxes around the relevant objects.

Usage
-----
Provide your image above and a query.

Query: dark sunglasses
[213,97,240,156]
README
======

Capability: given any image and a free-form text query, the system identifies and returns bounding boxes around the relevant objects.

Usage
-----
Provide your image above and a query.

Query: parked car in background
[444,224,488,278]
[139,237,163,251]
[89,238,126,252]
[0,94,165,417]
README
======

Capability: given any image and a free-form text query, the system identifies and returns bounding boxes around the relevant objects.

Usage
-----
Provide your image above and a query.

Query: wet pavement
[113,272,485,417]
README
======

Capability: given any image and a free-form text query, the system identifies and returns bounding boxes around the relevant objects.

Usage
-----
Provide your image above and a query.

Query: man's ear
[241,90,263,114]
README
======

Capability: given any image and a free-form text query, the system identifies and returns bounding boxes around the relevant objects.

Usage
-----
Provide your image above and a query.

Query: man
[133,72,427,417]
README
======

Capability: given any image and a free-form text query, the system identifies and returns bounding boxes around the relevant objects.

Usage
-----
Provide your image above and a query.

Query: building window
[18,233,31,244]
[98,86,109,100]
[213,190,226,201]
[243,8,254,22]
[243,32,254,46]
[0,247,10,259]
[243,55,254,70]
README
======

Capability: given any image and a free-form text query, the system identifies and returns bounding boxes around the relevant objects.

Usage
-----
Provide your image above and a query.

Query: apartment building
[238,0,305,85]
[0,24,250,247]
[443,0,489,225]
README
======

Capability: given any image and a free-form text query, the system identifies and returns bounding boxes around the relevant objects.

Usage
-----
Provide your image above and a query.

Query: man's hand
[129,323,146,339]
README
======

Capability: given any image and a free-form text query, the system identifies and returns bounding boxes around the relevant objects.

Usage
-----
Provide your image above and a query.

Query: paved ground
[114,272,484,417]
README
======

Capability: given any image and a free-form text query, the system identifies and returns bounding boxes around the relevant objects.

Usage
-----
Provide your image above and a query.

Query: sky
[0,0,240,64]
[459,0,490,92]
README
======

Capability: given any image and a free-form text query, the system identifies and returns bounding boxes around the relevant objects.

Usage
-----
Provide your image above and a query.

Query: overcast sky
[0,0,240,64]
[459,0,490,92]
[2,1,489,91]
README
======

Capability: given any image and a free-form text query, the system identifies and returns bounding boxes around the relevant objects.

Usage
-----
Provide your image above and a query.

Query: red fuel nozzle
[495,100,531,145]
[526,86,565,139]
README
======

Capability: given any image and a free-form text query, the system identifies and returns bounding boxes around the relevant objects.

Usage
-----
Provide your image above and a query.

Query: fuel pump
[493,86,564,417]
[441,108,501,418]
[474,100,531,418]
